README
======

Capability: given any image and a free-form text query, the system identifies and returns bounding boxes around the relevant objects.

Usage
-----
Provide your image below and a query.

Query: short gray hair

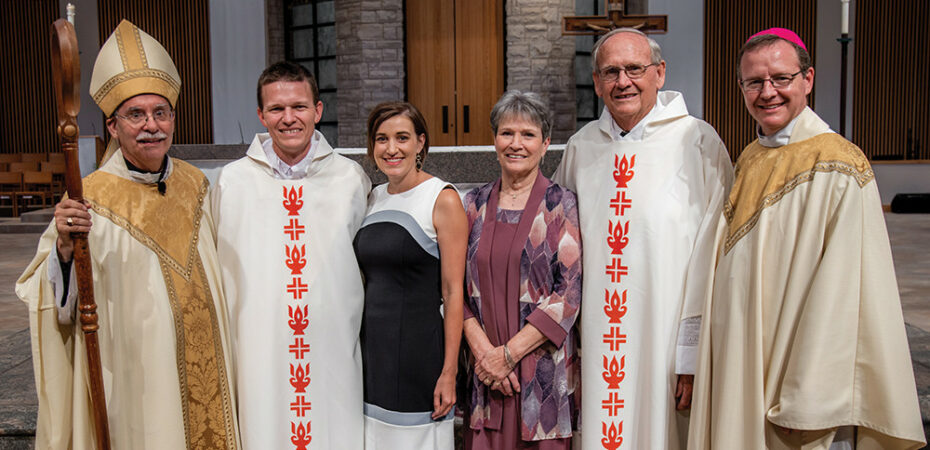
[591,27,663,72]
[489,90,552,141]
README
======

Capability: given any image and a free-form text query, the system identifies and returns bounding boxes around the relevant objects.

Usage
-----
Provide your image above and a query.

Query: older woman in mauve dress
[462,90,582,449]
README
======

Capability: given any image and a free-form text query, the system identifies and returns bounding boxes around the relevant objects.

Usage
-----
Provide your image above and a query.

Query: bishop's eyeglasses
[598,63,657,82]
[740,70,804,92]
[113,107,175,126]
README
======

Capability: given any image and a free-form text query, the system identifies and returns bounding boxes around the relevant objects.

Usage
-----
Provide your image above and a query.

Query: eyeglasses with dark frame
[597,63,657,82]
[740,70,804,92]
[113,107,175,126]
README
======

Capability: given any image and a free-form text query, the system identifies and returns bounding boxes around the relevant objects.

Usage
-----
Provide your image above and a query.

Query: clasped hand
[474,345,521,396]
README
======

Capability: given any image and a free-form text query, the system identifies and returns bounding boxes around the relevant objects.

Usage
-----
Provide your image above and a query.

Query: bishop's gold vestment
[688,108,925,450]
[17,152,239,449]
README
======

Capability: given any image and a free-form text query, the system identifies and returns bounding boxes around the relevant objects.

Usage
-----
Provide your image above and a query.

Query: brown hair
[737,34,812,80]
[365,102,430,165]
[256,61,320,109]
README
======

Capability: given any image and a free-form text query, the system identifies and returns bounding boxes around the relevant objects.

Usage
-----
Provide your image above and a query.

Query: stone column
[335,0,405,148]
[506,0,577,143]
[265,0,285,64]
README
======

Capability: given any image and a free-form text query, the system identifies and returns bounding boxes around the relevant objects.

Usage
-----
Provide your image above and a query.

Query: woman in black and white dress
[353,102,466,449]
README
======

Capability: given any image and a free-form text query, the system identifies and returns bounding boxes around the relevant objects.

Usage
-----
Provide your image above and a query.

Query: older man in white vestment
[553,28,733,449]
[688,28,925,450]
[17,20,240,449]
[211,61,370,449]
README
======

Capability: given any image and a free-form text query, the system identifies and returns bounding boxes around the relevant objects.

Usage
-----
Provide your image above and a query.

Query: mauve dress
[464,208,571,450]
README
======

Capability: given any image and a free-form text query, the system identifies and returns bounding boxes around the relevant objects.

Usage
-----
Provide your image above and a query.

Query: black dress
[352,177,454,448]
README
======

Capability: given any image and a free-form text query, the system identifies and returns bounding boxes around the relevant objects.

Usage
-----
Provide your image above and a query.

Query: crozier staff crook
[50,18,111,450]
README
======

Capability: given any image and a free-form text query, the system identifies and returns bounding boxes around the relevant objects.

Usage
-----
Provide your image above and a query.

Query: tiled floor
[0,233,39,342]
[888,213,930,333]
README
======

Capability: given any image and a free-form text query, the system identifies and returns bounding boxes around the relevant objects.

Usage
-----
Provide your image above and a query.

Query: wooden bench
[0,172,23,217]
[16,171,54,214]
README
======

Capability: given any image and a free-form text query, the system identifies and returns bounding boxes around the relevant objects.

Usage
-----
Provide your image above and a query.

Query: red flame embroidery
[602,354,626,389]
[290,363,311,392]
[604,289,628,324]
[291,421,312,449]
[613,154,636,188]
[607,220,630,255]
[286,245,307,275]
[283,186,304,216]
[288,305,309,335]
[601,421,623,450]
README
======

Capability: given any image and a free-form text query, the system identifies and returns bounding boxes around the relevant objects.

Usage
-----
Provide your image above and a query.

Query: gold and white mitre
[89,19,181,116]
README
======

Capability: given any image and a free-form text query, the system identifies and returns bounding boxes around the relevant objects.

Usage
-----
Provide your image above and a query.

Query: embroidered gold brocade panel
[724,133,873,253]
[82,160,236,449]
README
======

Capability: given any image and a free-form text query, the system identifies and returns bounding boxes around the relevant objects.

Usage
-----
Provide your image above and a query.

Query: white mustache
[136,131,168,141]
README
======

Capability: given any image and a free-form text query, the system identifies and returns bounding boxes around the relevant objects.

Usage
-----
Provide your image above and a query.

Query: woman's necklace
[500,183,532,208]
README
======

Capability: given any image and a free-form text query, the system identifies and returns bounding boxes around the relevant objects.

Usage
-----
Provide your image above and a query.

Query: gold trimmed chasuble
[688,110,924,450]
[18,154,239,449]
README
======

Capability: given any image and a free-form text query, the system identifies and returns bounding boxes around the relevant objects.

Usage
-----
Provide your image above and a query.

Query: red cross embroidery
[601,392,625,416]
[605,257,629,283]
[609,191,632,216]
[290,395,312,417]
[287,277,309,300]
[602,327,627,351]
[289,338,310,359]
[284,218,306,240]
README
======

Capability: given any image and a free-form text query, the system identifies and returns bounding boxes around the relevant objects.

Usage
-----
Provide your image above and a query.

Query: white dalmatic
[554,91,733,450]
[212,132,371,450]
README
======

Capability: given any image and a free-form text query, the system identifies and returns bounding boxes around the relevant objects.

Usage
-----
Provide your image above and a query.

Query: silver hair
[591,27,663,72]
[489,90,552,141]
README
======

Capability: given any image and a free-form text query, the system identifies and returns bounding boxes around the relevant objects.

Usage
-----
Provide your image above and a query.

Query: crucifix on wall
[562,0,668,35]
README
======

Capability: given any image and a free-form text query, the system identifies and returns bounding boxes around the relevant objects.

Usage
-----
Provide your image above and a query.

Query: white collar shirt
[261,132,320,180]
[757,113,803,148]
[608,100,665,142]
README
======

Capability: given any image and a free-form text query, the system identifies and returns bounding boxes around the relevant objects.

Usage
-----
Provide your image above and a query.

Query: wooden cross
[562,0,667,35]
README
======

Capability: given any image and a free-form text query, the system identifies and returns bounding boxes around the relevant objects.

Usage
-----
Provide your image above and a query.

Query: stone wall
[335,0,406,148]
[506,0,577,144]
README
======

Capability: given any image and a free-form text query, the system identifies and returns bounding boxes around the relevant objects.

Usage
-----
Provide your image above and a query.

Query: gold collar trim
[724,133,873,254]
[83,160,206,281]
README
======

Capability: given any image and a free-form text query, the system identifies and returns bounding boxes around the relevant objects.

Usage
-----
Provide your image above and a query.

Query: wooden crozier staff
[49,18,111,450]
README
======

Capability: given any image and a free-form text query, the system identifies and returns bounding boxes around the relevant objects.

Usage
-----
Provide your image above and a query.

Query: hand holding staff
[50,18,111,450]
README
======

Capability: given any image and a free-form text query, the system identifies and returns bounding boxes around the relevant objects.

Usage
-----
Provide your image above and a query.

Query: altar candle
[841,0,850,35]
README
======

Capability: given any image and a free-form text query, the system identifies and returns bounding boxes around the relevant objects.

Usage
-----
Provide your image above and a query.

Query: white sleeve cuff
[47,250,77,325]
[675,316,701,375]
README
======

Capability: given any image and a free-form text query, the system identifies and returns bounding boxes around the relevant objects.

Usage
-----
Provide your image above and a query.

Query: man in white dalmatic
[554,27,733,450]
[212,61,370,449]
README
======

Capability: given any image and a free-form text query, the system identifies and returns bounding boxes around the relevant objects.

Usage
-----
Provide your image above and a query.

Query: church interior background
[0,0,927,188]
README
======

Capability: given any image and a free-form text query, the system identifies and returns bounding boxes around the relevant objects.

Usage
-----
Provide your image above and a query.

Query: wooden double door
[406,0,505,146]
